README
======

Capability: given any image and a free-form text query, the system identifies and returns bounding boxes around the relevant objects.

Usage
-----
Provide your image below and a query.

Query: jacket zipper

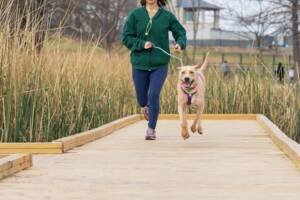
[144,7,161,71]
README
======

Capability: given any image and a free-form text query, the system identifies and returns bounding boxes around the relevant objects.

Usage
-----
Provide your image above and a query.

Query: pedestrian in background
[276,62,285,83]
[220,60,230,77]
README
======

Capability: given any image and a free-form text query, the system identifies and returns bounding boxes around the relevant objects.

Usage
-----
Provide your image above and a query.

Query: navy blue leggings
[132,66,168,129]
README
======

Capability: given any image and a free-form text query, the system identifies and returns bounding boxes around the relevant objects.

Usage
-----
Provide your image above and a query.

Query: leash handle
[152,44,184,66]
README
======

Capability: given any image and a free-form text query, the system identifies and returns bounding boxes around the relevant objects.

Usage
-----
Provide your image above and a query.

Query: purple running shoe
[145,128,156,140]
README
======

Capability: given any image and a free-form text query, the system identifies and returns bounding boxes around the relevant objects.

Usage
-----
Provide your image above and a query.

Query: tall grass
[0,34,139,142]
[0,2,299,143]
[3,35,299,142]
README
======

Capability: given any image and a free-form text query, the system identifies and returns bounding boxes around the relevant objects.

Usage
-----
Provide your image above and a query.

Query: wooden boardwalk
[1,119,300,199]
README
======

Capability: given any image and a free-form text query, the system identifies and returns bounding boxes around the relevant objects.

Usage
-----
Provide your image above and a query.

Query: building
[174,0,221,30]
[171,0,256,47]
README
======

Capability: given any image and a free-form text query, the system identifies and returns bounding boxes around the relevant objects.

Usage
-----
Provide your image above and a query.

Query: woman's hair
[140,0,168,7]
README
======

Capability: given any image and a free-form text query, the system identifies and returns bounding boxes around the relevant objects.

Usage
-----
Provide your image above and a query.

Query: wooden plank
[0,154,32,167]
[11,154,32,167]
[0,142,63,154]
[0,148,62,154]
[0,143,62,149]
[0,154,32,180]
[0,161,12,172]
[0,162,31,179]
[158,114,257,120]
[55,114,141,152]
[257,114,300,169]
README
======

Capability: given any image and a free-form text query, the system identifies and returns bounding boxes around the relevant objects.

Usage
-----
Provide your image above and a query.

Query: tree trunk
[291,0,300,81]
[256,34,265,75]
[192,27,197,62]
[192,9,200,63]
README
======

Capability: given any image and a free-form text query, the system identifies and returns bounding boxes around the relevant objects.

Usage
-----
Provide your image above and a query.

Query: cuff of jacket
[139,40,146,50]
[177,40,186,50]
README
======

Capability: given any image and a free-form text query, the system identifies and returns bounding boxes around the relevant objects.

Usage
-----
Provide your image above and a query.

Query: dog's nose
[184,77,190,82]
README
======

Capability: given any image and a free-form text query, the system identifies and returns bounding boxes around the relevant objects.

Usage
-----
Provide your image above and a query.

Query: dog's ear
[195,52,210,70]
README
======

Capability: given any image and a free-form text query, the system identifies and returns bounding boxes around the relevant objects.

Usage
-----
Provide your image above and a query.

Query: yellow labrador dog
[177,53,209,140]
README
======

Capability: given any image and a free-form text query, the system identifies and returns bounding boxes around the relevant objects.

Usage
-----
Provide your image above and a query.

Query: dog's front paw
[191,125,197,133]
[197,126,203,135]
[181,128,190,140]
[182,134,190,140]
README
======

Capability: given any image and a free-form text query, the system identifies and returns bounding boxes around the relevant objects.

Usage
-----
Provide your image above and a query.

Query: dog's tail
[195,52,210,72]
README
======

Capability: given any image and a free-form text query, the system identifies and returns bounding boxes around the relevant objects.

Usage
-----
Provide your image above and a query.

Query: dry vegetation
[1,33,299,142]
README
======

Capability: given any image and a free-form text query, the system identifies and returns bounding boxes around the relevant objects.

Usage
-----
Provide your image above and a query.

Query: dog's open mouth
[182,80,194,88]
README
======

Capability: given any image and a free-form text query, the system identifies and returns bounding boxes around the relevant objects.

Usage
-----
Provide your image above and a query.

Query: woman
[122,0,186,140]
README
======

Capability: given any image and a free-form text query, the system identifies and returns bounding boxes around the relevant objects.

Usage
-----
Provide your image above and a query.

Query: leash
[152,44,184,66]
[144,14,184,66]
[152,43,195,104]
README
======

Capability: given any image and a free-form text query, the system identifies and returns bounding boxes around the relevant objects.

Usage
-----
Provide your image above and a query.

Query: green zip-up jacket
[122,6,187,70]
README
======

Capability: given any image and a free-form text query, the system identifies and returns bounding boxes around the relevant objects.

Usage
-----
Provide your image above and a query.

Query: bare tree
[258,0,300,81]
[48,0,136,51]
[227,0,273,54]
[290,0,299,81]
[96,0,135,50]
[225,0,275,75]
[0,0,48,52]
[191,1,201,62]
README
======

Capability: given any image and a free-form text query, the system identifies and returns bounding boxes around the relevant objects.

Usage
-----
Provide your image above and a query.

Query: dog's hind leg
[191,104,204,134]
[197,104,204,134]
[178,104,190,140]
[197,117,203,135]
[191,112,200,134]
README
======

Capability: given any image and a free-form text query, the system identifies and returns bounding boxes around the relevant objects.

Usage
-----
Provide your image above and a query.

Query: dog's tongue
[182,82,191,88]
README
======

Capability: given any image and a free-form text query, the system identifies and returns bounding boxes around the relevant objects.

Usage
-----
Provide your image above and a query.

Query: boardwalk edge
[0,154,32,180]
[55,114,141,152]
[0,143,63,154]
[158,114,257,120]
[0,115,141,154]
[257,114,300,169]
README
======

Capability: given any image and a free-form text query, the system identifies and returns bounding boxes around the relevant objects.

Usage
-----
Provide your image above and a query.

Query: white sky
[208,0,269,31]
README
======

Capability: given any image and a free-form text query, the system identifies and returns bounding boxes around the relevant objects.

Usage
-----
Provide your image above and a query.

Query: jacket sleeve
[169,13,187,50]
[122,12,146,51]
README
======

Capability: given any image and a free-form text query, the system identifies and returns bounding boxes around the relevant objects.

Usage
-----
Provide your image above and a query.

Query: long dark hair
[140,0,168,7]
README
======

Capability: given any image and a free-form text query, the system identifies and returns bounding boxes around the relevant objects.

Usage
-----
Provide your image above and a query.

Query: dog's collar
[180,81,197,105]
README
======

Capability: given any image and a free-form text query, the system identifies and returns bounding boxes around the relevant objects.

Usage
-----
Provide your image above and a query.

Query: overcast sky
[208,0,269,31]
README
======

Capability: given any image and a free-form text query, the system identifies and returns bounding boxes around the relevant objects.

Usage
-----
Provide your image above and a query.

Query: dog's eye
[190,71,195,74]
[181,71,186,74]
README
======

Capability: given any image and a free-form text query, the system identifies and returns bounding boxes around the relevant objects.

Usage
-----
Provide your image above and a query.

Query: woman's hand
[174,44,181,52]
[144,41,153,49]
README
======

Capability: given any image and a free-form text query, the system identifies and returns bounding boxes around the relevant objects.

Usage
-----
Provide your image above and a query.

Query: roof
[177,0,221,10]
